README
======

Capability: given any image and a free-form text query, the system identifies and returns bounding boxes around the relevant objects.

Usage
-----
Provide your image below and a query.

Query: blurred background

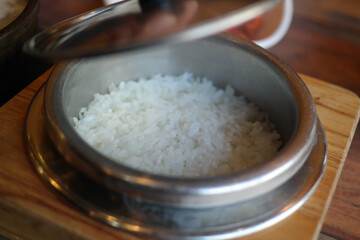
[0,0,359,239]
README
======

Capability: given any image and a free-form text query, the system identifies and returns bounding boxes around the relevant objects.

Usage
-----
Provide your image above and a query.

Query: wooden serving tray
[0,70,359,240]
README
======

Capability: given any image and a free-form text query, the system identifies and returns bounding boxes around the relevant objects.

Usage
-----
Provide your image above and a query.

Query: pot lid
[24,0,280,59]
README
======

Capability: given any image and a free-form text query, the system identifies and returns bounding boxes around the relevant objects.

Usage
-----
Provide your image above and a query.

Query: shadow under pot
[40,34,326,239]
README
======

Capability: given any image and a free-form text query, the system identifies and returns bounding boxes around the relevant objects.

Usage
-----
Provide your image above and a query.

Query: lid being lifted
[24,0,280,59]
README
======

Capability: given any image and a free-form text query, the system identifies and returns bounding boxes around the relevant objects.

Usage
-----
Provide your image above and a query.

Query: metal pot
[44,33,318,205]
[36,34,326,239]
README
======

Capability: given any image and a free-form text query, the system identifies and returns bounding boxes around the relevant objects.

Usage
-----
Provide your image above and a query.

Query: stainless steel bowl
[44,34,317,209]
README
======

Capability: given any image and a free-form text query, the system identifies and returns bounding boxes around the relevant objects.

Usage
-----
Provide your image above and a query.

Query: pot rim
[44,34,317,207]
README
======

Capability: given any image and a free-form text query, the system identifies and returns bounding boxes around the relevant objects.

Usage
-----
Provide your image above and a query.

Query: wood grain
[1,0,359,239]
[269,1,360,239]
[0,70,359,240]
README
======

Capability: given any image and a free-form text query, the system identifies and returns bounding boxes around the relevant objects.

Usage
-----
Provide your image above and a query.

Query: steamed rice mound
[73,73,282,177]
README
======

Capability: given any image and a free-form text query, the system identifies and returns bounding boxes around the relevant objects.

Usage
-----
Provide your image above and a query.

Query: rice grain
[73,73,282,177]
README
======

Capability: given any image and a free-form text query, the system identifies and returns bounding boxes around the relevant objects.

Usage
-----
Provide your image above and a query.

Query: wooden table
[270,1,360,239]
[1,0,360,239]
[0,70,358,240]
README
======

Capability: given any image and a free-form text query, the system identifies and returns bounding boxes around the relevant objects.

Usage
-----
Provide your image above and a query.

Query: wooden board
[0,70,359,240]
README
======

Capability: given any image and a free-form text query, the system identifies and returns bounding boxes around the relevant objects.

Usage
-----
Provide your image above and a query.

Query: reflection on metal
[24,0,280,58]
[25,85,327,240]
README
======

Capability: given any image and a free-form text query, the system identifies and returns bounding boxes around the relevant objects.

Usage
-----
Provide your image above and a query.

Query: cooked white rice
[73,73,281,177]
